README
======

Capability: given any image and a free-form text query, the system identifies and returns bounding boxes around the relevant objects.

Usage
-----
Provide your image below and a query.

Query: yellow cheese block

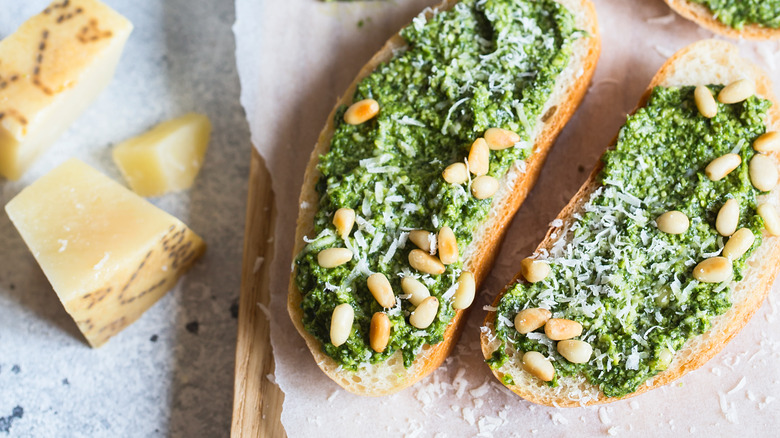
[5,159,206,347]
[113,113,212,197]
[0,0,133,180]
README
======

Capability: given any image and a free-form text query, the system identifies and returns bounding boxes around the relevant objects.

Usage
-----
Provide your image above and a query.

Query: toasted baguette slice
[481,39,780,406]
[664,0,780,40]
[288,0,600,396]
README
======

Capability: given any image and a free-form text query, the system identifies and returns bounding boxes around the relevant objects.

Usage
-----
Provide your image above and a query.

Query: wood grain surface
[231,149,286,437]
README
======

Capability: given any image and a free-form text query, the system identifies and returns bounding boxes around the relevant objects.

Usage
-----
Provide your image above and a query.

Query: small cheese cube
[5,159,206,347]
[0,0,133,180]
[112,113,212,196]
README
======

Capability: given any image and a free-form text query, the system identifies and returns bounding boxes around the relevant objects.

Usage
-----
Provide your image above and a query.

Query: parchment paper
[234,0,780,435]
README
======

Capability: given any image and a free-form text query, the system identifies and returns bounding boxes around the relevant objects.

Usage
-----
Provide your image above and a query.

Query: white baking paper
[234,0,780,435]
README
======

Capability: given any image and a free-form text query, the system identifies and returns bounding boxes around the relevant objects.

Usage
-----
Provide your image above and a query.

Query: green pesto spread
[689,0,780,29]
[490,85,771,398]
[295,0,581,370]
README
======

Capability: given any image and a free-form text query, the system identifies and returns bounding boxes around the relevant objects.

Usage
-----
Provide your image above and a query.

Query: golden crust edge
[664,0,780,40]
[286,0,601,396]
[480,39,780,407]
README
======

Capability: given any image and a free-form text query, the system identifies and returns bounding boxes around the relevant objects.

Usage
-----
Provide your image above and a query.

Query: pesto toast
[481,39,780,406]
[664,0,780,40]
[288,0,600,396]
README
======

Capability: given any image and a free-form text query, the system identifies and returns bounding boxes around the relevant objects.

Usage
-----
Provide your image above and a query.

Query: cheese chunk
[5,159,206,347]
[0,0,133,180]
[113,113,212,196]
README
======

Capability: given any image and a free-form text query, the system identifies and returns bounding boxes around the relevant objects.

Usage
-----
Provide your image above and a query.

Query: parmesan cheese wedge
[4,159,206,347]
[0,0,133,180]
[112,113,212,197]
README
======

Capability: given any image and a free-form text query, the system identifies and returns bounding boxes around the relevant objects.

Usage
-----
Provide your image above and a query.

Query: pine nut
[544,318,583,341]
[443,162,468,184]
[749,154,778,192]
[370,312,391,353]
[705,153,741,181]
[656,210,690,235]
[716,199,739,237]
[694,85,717,118]
[410,296,438,329]
[330,303,354,347]
[723,228,755,260]
[557,340,593,364]
[452,271,475,310]
[409,230,435,254]
[717,79,755,104]
[754,131,780,153]
[367,273,396,308]
[471,175,499,199]
[408,249,445,275]
[520,258,550,283]
[401,277,430,306]
[468,138,490,176]
[658,348,674,369]
[692,257,732,283]
[522,351,554,382]
[484,127,520,150]
[437,226,458,265]
[514,308,551,334]
[317,248,353,268]
[344,98,380,125]
[758,203,780,236]
[333,208,355,240]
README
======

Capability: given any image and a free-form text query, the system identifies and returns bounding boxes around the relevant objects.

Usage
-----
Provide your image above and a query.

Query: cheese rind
[0,0,133,180]
[5,159,206,347]
[112,113,212,197]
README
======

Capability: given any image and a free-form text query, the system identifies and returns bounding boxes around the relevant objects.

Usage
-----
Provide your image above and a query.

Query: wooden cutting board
[231,148,287,437]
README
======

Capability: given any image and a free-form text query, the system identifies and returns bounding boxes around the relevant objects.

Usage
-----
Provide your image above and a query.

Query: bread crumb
[256,302,272,320]
[727,376,746,395]
[253,256,265,274]
[645,13,675,25]
[550,412,568,425]
[654,45,674,58]
[598,407,611,425]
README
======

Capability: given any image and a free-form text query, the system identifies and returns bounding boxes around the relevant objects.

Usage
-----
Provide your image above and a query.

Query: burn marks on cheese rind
[31,29,54,96]
[44,0,84,24]
[120,278,166,305]
[162,226,200,270]
[115,250,152,304]
[80,286,112,310]
[77,19,113,44]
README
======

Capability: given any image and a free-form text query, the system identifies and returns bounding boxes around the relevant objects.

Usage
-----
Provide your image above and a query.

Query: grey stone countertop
[0,0,249,436]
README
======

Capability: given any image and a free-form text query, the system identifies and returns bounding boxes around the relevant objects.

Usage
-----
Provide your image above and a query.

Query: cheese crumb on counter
[112,113,212,196]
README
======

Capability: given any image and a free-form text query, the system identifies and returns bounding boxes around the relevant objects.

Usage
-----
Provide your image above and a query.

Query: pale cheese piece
[0,0,133,180]
[4,159,206,347]
[112,113,212,196]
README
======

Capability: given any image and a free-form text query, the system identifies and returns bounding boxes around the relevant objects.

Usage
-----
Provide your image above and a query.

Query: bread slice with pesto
[288,0,600,396]
[664,0,780,40]
[481,39,780,406]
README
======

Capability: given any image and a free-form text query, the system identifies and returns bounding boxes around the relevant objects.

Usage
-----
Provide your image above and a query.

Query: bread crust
[287,0,600,396]
[481,39,780,407]
[664,0,780,40]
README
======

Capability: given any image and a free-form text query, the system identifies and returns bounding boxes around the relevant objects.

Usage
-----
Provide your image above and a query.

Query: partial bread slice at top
[481,39,780,407]
[288,0,601,396]
[664,0,780,40]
